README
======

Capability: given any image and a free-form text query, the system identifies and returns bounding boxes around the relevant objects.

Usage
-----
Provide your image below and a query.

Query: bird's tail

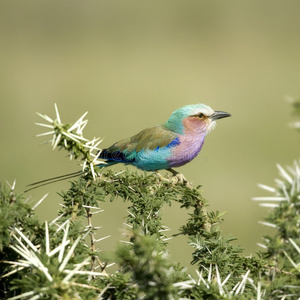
[24,170,84,192]
[24,161,118,193]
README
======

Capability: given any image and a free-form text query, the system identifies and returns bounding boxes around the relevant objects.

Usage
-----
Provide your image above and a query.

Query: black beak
[210,111,231,121]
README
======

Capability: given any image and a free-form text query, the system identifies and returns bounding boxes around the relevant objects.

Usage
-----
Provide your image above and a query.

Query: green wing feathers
[107,125,178,153]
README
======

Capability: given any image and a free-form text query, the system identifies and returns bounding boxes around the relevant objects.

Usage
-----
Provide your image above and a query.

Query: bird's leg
[155,169,192,188]
[166,168,192,188]
[154,170,170,182]
[167,168,186,181]
[167,168,180,176]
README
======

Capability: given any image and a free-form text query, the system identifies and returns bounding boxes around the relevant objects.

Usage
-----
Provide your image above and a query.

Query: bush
[1,105,299,299]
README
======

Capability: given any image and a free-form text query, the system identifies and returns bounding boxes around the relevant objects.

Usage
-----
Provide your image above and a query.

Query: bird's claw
[169,172,187,184]
[155,169,192,188]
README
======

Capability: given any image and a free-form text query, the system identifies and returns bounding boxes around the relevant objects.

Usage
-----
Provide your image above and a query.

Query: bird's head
[163,104,231,134]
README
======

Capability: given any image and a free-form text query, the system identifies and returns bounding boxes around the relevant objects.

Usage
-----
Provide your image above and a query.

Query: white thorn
[54,103,61,124]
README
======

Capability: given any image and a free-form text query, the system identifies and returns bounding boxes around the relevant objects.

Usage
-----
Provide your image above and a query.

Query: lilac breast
[167,132,206,168]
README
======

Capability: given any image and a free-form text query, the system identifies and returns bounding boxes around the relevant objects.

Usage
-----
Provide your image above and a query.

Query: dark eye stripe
[190,113,206,118]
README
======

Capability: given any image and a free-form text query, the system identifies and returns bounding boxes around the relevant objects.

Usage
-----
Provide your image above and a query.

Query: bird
[26,104,230,191]
[99,104,230,171]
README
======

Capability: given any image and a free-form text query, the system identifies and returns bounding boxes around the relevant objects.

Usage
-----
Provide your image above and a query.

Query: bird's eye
[198,113,204,118]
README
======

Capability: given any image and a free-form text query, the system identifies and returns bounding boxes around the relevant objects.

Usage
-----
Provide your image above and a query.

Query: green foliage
[1,105,299,299]
[0,183,44,299]
[0,183,40,252]
[111,232,188,300]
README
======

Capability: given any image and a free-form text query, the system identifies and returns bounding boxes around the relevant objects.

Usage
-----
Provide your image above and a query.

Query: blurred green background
[1,0,300,270]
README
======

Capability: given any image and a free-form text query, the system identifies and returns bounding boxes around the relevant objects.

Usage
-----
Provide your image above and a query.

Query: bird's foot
[155,169,192,188]
[169,173,187,185]
[155,171,170,183]
[167,168,191,187]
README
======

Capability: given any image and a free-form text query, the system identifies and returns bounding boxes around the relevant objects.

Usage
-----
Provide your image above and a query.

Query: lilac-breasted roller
[26,104,230,191]
[99,104,230,173]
